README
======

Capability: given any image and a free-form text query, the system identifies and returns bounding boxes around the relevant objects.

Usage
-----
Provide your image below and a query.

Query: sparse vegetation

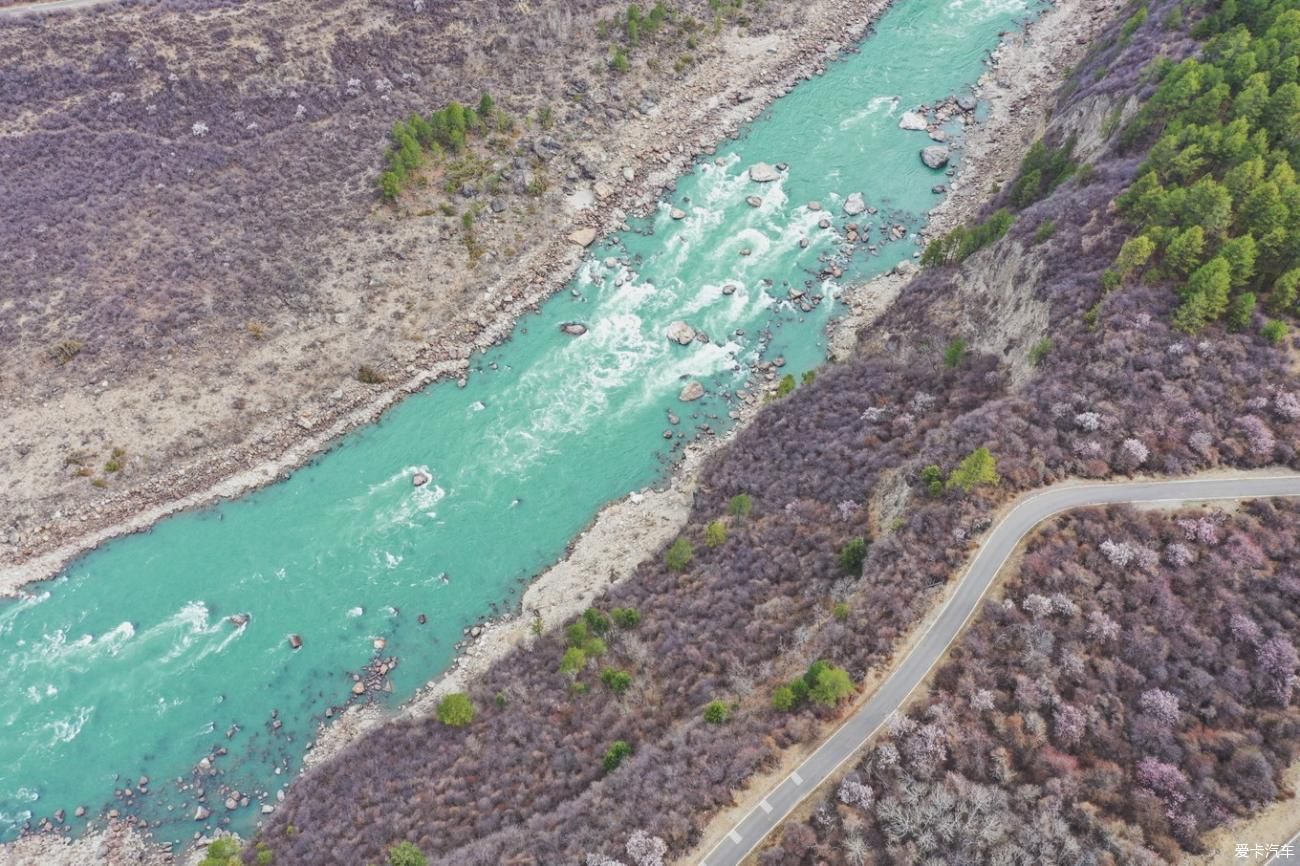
[50,339,83,365]
[920,209,1014,266]
[1028,336,1054,365]
[703,700,731,724]
[838,536,869,575]
[1009,136,1077,207]
[602,739,633,772]
[357,364,386,384]
[942,337,968,368]
[728,493,754,518]
[946,447,1000,492]
[434,693,475,728]
[665,537,694,572]
[705,519,728,548]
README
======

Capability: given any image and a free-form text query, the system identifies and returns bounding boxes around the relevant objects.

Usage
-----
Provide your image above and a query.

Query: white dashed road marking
[759,799,773,814]
[728,830,743,844]
[791,770,804,785]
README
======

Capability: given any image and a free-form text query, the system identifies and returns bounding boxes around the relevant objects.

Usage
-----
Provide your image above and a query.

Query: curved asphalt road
[1265,828,1300,864]
[699,472,1300,866]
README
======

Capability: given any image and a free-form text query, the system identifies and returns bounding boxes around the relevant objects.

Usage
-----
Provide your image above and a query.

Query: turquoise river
[0,0,1045,849]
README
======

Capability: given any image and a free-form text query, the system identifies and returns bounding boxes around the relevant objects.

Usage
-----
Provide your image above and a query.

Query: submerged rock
[843,192,867,215]
[920,145,950,169]
[666,321,697,345]
[747,162,781,183]
[559,322,588,337]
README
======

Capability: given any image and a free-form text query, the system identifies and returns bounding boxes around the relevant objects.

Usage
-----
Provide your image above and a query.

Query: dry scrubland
[254,0,1300,863]
[0,0,826,561]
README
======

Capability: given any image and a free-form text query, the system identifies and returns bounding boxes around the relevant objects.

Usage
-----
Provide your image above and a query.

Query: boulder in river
[666,321,697,345]
[568,227,597,247]
[843,192,867,215]
[745,195,763,208]
[288,634,303,650]
[957,95,978,112]
[679,382,705,402]
[559,322,588,337]
[899,110,928,131]
[670,207,687,220]
[194,806,210,822]
[412,471,432,488]
[228,613,249,628]
[920,146,950,169]
[747,162,781,183]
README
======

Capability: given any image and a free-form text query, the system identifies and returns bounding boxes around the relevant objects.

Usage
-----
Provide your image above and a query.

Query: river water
[0,0,1044,847]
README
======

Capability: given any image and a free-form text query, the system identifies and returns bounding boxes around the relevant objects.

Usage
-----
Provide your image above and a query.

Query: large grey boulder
[920,145,950,169]
[843,192,867,216]
[666,321,697,345]
[748,162,781,183]
[898,110,928,131]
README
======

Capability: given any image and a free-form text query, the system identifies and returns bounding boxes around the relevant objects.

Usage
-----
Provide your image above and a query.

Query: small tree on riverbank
[436,693,475,727]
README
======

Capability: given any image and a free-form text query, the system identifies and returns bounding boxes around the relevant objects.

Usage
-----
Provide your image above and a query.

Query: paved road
[1264,827,1300,864]
[0,0,122,18]
[698,473,1300,866]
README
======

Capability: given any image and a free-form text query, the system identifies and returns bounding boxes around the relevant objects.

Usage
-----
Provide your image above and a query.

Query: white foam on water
[714,226,774,264]
[152,602,217,664]
[92,621,135,658]
[0,591,51,637]
[45,705,93,744]
[470,400,486,412]
[379,481,446,529]
[346,607,364,618]
[947,0,1028,19]
[838,95,900,131]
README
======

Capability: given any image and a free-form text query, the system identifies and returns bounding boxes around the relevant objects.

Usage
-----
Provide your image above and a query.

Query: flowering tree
[837,777,874,810]
[625,830,667,866]
[1139,688,1180,726]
